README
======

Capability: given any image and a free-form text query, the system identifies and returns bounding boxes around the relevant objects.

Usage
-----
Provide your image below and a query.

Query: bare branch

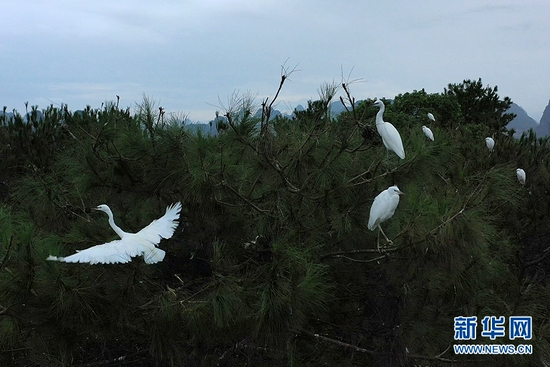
[339,66,364,120]
[261,60,299,127]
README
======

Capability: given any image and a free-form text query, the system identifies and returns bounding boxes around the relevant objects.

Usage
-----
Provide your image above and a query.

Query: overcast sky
[1,0,549,123]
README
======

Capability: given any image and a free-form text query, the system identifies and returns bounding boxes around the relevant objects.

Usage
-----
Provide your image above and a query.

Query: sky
[1,0,549,123]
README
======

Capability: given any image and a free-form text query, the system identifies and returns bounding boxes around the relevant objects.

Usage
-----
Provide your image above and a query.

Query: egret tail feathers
[144,248,166,264]
[46,255,64,262]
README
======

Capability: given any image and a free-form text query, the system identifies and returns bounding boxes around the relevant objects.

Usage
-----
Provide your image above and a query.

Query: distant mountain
[5,100,544,139]
[0,111,15,120]
[288,101,354,118]
[253,107,283,120]
[329,100,348,116]
[507,103,539,138]
[0,110,44,123]
[534,100,550,137]
[185,121,217,135]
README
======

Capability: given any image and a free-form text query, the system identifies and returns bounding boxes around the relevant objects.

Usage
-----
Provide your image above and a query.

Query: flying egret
[485,137,495,152]
[368,185,404,251]
[422,125,434,141]
[427,112,435,122]
[516,168,526,185]
[47,202,182,264]
[373,100,405,159]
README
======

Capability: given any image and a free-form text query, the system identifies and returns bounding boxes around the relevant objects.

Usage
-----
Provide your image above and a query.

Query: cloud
[1,0,549,122]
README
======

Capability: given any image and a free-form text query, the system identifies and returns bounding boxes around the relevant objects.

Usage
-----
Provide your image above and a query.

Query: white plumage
[485,137,495,152]
[516,168,526,185]
[368,186,404,231]
[427,112,435,122]
[373,100,405,159]
[47,202,181,264]
[422,125,434,141]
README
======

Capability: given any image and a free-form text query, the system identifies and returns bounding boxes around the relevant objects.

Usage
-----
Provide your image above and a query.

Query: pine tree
[1,77,550,366]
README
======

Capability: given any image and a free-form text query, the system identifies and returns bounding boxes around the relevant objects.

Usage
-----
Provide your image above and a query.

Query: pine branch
[0,234,14,271]
[264,156,300,193]
[75,350,149,367]
[340,83,357,120]
[260,61,298,128]
[321,243,411,263]
[346,154,418,188]
[345,161,379,186]
[224,111,261,156]
[295,137,349,195]
[340,78,368,131]
[324,254,387,263]
[220,179,273,216]
[223,109,300,196]
[63,105,96,141]
[407,351,484,364]
[523,244,550,268]
[429,182,483,236]
[297,328,375,354]
[300,329,481,364]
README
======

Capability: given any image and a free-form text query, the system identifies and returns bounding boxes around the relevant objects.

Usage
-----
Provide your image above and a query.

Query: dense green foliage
[1,79,550,366]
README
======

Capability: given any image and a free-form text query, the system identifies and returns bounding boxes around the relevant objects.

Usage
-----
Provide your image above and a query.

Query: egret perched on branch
[47,202,182,264]
[373,100,405,159]
[485,137,495,152]
[368,185,404,251]
[422,126,434,141]
[516,168,526,185]
[427,112,435,122]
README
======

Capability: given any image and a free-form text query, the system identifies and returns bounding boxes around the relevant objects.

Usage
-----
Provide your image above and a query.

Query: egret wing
[517,169,526,185]
[381,123,405,159]
[422,126,434,141]
[368,189,401,231]
[135,202,182,246]
[485,138,495,151]
[368,191,389,230]
[47,238,151,264]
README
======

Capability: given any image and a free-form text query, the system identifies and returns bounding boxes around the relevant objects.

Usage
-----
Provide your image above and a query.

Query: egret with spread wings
[47,202,182,264]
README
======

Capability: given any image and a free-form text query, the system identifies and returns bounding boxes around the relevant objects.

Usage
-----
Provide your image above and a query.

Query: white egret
[427,112,435,122]
[47,202,182,264]
[485,137,495,152]
[368,185,404,250]
[422,125,434,141]
[516,168,526,185]
[373,100,405,159]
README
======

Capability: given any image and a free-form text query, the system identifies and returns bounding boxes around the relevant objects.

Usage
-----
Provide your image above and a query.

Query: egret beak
[92,206,101,211]
[398,190,405,195]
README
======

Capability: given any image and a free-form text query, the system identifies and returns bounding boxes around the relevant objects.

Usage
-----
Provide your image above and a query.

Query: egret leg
[377,224,394,250]
[383,150,394,173]
[383,151,401,171]
[376,228,381,253]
